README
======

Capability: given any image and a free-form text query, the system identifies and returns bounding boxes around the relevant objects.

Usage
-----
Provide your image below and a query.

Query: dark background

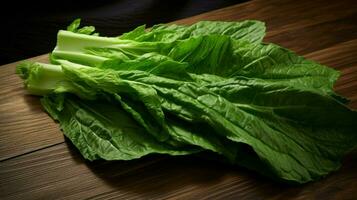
[0,0,247,65]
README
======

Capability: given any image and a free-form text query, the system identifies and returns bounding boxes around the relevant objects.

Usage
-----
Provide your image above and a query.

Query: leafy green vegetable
[51,20,265,67]
[120,20,266,43]
[16,19,357,184]
[41,94,199,160]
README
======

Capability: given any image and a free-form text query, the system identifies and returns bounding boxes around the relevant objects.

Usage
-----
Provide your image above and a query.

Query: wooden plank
[305,39,357,108]
[0,91,63,160]
[266,15,357,55]
[175,0,357,39]
[0,55,64,161]
[176,0,357,54]
[0,143,356,200]
[1,0,356,160]
[175,0,357,29]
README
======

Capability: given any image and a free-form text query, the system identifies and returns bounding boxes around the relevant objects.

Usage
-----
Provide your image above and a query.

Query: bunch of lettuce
[17,19,357,184]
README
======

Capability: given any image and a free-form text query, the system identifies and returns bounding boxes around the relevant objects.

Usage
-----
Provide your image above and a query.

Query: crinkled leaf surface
[16,20,357,184]
[41,94,199,161]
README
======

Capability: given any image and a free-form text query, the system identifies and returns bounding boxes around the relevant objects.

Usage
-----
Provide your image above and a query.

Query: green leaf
[119,25,146,40]
[16,20,357,184]
[123,20,266,43]
[41,94,199,161]
[67,18,81,32]
[50,61,357,183]
[66,18,97,35]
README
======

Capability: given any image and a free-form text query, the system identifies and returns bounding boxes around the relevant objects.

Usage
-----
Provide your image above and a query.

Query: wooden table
[1,0,357,199]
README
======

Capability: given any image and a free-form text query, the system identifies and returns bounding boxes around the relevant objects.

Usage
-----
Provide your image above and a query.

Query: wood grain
[0,55,63,161]
[305,39,357,107]
[176,0,357,54]
[0,0,357,199]
[0,142,356,200]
